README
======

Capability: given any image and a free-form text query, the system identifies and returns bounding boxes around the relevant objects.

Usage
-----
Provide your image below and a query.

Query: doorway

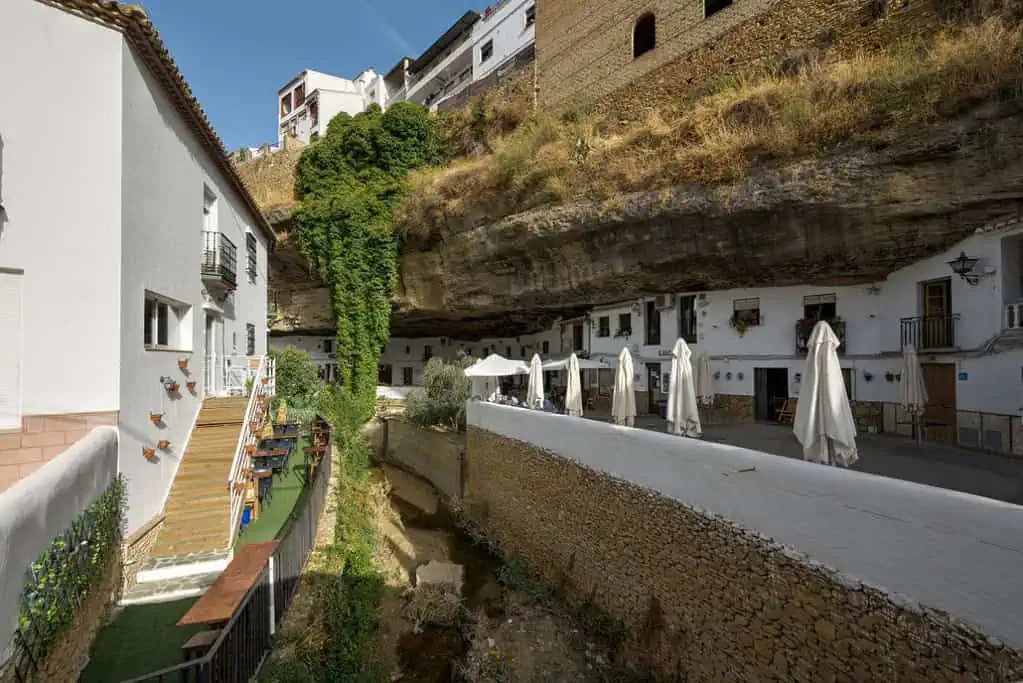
[921,363,957,442]
[921,279,953,348]
[646,362,662,415]
[754,368,788,422]
[203,314,218,397]
[378,364,393,386]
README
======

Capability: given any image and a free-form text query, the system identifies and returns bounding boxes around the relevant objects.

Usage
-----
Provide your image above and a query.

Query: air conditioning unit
[655,294,675,310]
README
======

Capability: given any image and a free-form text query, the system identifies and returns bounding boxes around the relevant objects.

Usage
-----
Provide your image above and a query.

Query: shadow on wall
[0,134,7,240]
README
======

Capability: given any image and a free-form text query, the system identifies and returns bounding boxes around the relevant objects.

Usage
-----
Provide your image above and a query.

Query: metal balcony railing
[1005,302,1023,330]
[900,315,959,350]
[201,231,237,289]
[796,318,846,353]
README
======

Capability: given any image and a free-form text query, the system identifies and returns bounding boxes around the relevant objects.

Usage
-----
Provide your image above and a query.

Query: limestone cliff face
[271,101,1023,339]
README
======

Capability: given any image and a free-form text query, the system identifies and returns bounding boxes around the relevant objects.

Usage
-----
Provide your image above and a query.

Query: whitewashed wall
[472,0,536,81]
[120,43,268,534]
[468,402,1023,649]
[0,2,122,418]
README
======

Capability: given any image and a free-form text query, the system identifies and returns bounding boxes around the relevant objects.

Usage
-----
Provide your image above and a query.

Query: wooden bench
[181,628,221,662]
[177,541,279,630]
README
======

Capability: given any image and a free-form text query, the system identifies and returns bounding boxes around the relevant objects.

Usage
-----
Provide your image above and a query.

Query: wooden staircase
[151,397,250,558]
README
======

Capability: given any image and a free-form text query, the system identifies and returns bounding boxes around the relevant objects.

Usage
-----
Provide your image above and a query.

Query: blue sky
[141,0,488,150]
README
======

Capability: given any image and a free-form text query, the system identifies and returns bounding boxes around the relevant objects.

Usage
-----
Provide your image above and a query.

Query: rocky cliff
[267,98,1023,339]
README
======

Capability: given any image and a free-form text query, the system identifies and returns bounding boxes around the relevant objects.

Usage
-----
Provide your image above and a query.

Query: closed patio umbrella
[900,344,928,445]
[793,321,858,467]
[612,347,636,427]
[667,339,701,437]
[696,353,715,407]
[526,354,544,409]
[566,353,584,417]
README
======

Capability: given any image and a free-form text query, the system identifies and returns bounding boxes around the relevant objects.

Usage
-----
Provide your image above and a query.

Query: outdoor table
[177,541,279,630]
[272,423,299,437]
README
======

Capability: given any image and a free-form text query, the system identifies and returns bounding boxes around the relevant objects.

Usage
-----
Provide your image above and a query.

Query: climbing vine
[293,103,441,423]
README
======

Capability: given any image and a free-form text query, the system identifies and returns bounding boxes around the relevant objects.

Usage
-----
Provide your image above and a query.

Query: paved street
[591,415,1023,505]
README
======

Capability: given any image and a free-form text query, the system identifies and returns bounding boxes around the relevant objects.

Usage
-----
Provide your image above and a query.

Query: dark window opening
[525,4,536,27]
[246,323,256,356]
[506,346,512,357]
[705,0,733,18]
[573,323,584,351]
[617,313,632,337]
[679,295,698,343]
[645,301,661,345]
[542,341,550,354]
[633,13,656,58]
[323,339,333,354]
[424,345,434,361]
[144,298,154,346]
[481,40,494,62]
[156,301,169,346]
[402,367,414,385]
[598,316,610,338]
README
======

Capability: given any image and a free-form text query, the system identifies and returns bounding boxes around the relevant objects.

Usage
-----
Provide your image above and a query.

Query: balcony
[796,318,846,354]
[202,231,237,291]
[1006,302,1023,330]
[900,315,959,350]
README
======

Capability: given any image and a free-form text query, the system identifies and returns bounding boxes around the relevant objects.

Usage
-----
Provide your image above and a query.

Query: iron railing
[795,318,846,354]
[201,231,238,289]
[876,402,1018,456]
[1005,302,1023,330]
[899,315,959,350]
[121,421,333,683]
[227,355,276,547]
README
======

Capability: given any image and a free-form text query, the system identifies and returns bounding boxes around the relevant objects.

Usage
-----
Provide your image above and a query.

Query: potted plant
[149,412,164,426]
[158,439,170,450]
[142,447,157,461]
[178,358,189,371]
[729,313,750,337]
[186,381,197,393]
[167,382,180,393]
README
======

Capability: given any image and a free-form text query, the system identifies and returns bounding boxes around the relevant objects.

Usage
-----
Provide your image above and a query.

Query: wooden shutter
[0,272,23,429]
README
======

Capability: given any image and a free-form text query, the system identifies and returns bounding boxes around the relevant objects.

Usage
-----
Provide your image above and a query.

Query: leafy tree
[269,346,320,405]
[406,355,477,430]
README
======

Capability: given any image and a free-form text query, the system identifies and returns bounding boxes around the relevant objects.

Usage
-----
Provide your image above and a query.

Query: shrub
[270,346,321,406]
[405,356,476,430]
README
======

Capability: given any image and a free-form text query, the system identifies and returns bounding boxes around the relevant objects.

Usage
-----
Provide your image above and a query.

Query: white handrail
[226,354,273,546]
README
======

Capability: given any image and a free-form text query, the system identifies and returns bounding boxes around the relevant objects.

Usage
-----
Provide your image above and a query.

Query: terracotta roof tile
[38,0,276,244]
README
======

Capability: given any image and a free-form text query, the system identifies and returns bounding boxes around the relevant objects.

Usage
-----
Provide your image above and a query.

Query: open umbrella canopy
[464,354,529,377]
[666,339,701,437]
[526,354,545,409]
[541,357,604,370]
[566,353,584,417]
[793,321,858,467]
[900,345,928,416]
[612,347,636,426]
[696,353,715,407]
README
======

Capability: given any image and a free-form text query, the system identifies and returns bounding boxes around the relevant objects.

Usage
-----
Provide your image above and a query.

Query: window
[322,339,333,354]
[573,323,584,351]
[732,297,762,327]
[598,316,611,338]
[803,293,837,321]
[481,40,494,62]
[525,4,536,27]
[679,295,698,343]
[423,345,433,361]
[203,186,217,232]
[246,232,258,278]
[617,313,632,337]
[144,293,190,350]
[280,93,292,116]
[705,0,733,18]
[310,99,319,126]
[402,367,414,385]
[542,341,550,354]
[506,346,512,357]
[633,13,656,58]
[294,83,306,106]
[841,368,854,400]
[520,346,526,357]
[246,323,256,356]
[645,301,661,345]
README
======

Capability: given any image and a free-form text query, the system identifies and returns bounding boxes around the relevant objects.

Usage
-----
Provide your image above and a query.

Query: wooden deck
[151,397,250,558]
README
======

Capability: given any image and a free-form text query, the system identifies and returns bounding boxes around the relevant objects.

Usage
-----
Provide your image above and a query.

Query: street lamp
[946,251,980,285]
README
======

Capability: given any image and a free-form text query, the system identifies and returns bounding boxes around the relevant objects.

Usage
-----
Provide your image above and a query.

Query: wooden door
[922,280,952,348]
[921,363,956,443]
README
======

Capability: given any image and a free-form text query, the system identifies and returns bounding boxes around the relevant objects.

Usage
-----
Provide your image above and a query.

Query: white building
[0,0,273,533]
[277,68,386,144]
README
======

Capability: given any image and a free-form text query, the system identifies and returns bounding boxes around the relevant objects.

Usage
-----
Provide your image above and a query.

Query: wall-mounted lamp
[726,372,733,381]
[863,371,874,382]
[736,372,744,381]
[947,251,981,285]
[885,371,895,382]
[713,371,721,380]
[794,372,802,383]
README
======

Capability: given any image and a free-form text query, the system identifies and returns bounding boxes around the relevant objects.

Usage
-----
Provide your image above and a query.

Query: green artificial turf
[235,437,311,550]
[81,598,204,682]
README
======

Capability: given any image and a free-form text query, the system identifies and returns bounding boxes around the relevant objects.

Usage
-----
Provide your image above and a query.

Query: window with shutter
[0,271,23,429]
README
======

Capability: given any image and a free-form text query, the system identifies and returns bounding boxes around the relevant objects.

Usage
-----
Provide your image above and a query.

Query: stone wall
[372,418,465,500]
[0,556,120,683]
[464,424,1023,680]
[0,412,118,492]
[120,513,165,594]
[537,0,947,117]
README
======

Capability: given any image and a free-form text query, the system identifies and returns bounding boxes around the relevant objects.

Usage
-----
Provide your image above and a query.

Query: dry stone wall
[463,424,1023,681]
[538,0,947,118]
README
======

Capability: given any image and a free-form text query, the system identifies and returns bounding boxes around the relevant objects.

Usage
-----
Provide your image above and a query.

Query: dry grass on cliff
[396,18,1023,243]
[234,140,306,213]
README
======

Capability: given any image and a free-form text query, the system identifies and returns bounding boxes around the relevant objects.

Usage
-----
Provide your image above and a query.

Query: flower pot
[158,440,170,450]
[150,413,164,425]
[168,383,180,393]
[246,444,257,455]
[142,447,157,461]
[261,378,269,385]
[178,358,189,371]
[186,381,197,392]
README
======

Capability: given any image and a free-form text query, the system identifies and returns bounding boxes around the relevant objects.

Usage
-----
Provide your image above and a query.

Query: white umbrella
[666,339,701,437]
[793,321,858,467]
[612,347,636,427]
[696,353,715,407]
[526,354,544,409]
[900,344,928,445]
[566,353,583,417]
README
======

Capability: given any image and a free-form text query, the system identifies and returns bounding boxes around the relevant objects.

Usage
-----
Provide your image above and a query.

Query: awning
[541,358,604,371]
[464,354,529,377]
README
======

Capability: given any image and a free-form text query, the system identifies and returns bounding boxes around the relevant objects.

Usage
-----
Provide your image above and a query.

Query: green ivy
[15,475,126,670]
[293,102,441,424]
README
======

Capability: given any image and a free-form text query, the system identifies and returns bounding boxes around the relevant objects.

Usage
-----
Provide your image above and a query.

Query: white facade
[269,334,341,383]
[278,68,386,144]
[0,1,271,533]
[473,0,536,83]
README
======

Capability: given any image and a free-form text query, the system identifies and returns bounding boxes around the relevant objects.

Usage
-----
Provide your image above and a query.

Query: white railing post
[226,354,272,546]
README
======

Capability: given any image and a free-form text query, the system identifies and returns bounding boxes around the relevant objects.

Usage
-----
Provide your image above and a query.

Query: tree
[269,346,320,405]
[406,356,477,430]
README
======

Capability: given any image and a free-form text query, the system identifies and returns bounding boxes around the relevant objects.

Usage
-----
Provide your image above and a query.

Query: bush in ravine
[270,346,321,405]
[405,356,476,430]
